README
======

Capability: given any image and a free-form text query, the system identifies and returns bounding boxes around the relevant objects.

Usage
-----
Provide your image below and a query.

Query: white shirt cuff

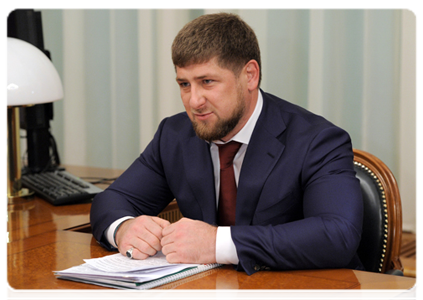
[215,226,239,265]
[105,216,134,248]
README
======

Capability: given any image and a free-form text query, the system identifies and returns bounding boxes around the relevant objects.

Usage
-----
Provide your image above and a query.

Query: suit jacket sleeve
[90,118,175,249]
[231,125,363,275]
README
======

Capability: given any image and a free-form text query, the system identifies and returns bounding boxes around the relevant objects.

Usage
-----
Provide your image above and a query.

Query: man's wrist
[113,220,126,247]
[106,216,134,248]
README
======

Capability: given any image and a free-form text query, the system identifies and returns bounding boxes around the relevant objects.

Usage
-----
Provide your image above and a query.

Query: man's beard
[191,90,245,142]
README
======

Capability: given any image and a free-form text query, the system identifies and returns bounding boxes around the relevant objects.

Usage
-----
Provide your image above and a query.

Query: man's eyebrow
[176,75,212,82]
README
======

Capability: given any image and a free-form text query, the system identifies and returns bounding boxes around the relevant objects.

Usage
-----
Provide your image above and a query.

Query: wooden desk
[7,166,416,291]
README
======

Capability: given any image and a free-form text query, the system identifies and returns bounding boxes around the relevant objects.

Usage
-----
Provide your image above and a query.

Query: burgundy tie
[217,141,242,226]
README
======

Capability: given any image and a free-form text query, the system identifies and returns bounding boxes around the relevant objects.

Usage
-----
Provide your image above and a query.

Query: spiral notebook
[54,252,221,289]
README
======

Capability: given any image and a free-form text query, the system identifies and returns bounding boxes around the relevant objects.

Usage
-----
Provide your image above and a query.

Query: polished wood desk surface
[7,165,416,290]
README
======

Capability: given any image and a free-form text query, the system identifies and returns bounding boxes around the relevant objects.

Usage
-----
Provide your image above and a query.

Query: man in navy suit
[90,13,364,275]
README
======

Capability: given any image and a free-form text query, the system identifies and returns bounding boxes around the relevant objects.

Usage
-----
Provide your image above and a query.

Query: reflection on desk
[7,165,417,291]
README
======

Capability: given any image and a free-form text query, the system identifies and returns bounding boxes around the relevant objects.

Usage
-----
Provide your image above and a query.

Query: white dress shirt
[212,91,263,264]
[106,91,263,265]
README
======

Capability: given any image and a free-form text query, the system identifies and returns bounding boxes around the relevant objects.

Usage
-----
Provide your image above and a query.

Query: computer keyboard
[21,170,103,206]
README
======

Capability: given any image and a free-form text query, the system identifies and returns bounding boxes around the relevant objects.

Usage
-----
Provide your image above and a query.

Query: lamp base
[8,188,34,202]
[5,188,35,214]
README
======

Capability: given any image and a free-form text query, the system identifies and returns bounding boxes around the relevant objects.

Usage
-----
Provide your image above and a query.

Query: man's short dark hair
[172,13,262,85]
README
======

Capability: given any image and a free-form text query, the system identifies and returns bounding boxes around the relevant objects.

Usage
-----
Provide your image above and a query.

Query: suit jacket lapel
[236,93,286,225]
[182,134,218,225]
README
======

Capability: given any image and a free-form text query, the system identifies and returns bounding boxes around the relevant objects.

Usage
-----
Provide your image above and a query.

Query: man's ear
[245,60,260,91]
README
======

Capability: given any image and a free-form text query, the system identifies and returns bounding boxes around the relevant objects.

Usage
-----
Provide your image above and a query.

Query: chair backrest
[353,149,403,273]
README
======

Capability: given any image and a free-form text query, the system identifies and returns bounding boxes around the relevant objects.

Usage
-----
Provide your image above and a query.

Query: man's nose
[189,86,206,109]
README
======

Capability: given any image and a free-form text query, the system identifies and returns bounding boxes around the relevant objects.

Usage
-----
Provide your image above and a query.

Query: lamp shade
[7,37,64,106]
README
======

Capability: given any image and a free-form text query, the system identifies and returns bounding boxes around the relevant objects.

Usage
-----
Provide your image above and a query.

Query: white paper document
[83,251,196,273]
[54,252,222,289]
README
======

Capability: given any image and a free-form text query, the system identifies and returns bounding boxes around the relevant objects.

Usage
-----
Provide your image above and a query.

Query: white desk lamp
[7,37,64,201]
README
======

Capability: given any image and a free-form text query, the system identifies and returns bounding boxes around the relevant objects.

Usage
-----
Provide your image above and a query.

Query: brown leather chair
[353,149,403,275]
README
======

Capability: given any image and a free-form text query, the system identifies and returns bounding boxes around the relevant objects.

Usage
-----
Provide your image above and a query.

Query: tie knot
[217,141,242,169]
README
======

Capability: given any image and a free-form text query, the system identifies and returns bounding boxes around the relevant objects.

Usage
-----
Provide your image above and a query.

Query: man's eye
[203,80,213,84]
[179,82,190,88]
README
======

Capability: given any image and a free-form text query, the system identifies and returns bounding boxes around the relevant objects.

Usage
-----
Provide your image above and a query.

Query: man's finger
[152,216,171,229]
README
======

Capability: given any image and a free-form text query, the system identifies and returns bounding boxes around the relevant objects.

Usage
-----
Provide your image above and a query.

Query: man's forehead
[176,58,216,70]
[175,58,233,80]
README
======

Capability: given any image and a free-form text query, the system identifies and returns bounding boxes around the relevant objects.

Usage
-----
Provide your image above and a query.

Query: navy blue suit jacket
[90,91,364,275]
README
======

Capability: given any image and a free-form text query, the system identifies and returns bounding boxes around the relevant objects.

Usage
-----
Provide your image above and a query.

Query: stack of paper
[54,252,221,289]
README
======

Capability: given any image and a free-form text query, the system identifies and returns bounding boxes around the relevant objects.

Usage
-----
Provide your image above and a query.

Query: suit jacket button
[254,264,261,271]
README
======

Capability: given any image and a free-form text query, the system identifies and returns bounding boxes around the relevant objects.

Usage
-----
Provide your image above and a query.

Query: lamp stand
[7,106,33,202]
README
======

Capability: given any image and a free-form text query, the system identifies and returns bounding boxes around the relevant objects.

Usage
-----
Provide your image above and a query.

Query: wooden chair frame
[353,149,403,273]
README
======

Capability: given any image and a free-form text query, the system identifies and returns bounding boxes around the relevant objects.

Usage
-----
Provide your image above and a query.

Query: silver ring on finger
[126,247,134,259]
